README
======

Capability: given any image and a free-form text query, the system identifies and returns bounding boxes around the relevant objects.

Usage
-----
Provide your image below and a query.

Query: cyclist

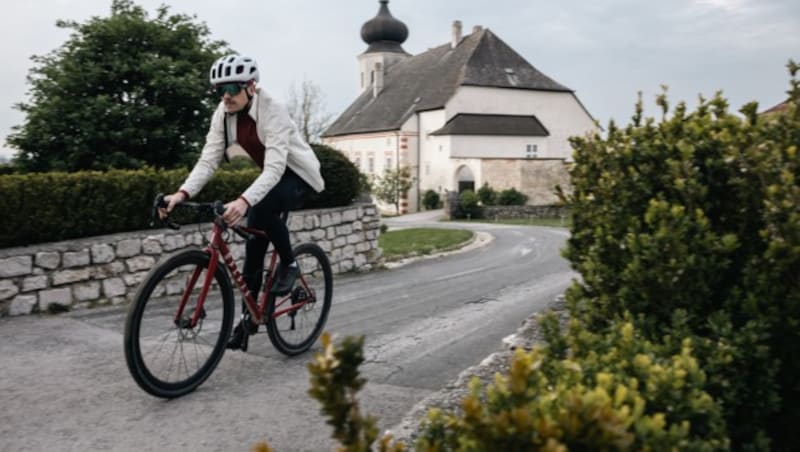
[159,54,325,350]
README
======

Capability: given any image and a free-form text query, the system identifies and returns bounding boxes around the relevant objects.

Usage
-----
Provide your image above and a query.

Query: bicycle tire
[124,249,235,398]
[266,243,333,356]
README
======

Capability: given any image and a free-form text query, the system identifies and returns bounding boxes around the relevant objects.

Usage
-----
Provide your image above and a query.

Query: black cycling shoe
[271,264,300,296]
[226,317,259,351]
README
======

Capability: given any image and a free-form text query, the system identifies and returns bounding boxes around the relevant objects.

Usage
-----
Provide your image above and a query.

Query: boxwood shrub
[0,144,361,248]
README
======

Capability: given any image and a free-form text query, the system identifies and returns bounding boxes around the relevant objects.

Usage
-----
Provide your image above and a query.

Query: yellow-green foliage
[307,333,406,452]
[416,316,728,451]
[563,63,800,448]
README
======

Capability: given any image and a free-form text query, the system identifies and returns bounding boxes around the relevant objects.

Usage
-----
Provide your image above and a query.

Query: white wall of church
[449,135,549,159]
[446,86,598,160]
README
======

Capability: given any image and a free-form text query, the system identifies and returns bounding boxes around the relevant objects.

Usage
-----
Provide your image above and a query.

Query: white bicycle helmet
[209,54,260,85]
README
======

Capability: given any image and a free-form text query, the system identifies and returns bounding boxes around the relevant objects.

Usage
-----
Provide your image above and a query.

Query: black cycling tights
[242,169,310,296]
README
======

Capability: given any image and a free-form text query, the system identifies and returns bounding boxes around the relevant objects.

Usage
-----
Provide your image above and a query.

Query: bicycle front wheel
[267,243,333,356]
[124,249,235,398]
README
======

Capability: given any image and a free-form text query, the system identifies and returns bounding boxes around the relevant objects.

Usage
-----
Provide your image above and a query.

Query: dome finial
[361,0,409,53]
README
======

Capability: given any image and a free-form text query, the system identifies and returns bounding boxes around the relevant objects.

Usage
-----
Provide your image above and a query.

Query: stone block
[103,278,127,298]
[52,268,91,286]
[355,242,371,253]
[1,256,33,277]
[310,229,326,241]
[0,279,20,300]
[91,261,126,279]
[354,254,367,268]
[320,214,332,228]
[342,209,358,222]
[296,231,312,243]
[352,221,363,232]
[304,215,318,230]
[333,237,347,248]
[163,234,186,251]
[342,245,356,259]
[142,237,163,255]
[336,225,353,236]
[347,233,361,245]
[63,249,90,268]
[117,239,142,258]
[326,227,337,240]
[126,256,155,272]
[318,240,332,253]
[340,259,354,272]
[331,212,342,225]
[40,287,72,308]
[91,244,115,264]
[9,294,38,316]
[123,272,148,287]
[73,282,101,302]
[22,275,48,292]
[289,215,305,231]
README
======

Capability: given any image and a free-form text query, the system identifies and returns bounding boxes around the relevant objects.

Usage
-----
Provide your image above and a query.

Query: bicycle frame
[173,217,311,328]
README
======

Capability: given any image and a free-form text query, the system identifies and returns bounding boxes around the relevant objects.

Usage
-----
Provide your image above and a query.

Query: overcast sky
[1,0,798,160]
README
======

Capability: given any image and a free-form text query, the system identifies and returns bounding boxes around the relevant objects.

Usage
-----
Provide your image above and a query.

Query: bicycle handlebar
[151,194,255,241]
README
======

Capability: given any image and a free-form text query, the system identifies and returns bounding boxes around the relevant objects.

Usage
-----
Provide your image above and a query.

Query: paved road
[0,213,574,451]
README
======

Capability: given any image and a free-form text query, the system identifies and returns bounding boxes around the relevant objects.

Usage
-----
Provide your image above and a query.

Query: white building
[322,0,598,213]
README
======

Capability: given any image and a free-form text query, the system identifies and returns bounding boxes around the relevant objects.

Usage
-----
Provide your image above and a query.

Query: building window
[425,162,431,175]
[386,137,391,145]
[368,157,374,173]
[526,144,538,159]
[354,158,361,170]
[386,157,392,169]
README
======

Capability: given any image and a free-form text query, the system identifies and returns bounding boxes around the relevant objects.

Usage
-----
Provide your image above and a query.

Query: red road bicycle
[124,195,333,398]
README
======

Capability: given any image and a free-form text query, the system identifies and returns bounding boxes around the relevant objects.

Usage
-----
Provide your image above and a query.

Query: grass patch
[379,228,474,261]
[447,217,571,228]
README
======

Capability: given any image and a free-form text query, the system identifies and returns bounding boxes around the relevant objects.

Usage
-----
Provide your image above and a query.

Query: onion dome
[360,0,409,53]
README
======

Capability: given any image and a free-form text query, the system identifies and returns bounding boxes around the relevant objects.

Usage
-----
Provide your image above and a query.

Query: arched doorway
[455,165,475,193]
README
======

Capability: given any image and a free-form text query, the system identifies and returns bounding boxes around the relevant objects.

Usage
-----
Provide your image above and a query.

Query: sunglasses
[214,82,248,97]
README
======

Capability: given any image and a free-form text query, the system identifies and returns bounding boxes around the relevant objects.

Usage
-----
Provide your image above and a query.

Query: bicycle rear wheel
[266,243,333,356]
[124,249,234,398]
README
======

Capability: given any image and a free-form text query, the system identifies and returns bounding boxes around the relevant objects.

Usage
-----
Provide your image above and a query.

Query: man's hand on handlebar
[159,191,188,220]
[223,198,249,226]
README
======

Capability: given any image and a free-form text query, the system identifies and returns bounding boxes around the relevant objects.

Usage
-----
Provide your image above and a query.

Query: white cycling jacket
[179,88,324,206]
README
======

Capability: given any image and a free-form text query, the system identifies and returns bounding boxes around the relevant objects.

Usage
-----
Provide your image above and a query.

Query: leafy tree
[7,0,227,172]
[372,167,414,214]
[286,78,334,144]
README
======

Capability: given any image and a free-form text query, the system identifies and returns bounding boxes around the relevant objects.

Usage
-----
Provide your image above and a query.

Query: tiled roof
[323,29,571,137]
[430,113,549,136]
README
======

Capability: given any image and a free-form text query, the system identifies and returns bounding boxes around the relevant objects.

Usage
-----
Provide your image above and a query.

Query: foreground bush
[563,64,800,448]
[307,322,728,451]
[0,144,361,248]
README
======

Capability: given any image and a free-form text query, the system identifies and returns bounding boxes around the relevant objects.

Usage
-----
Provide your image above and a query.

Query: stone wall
[0,204,381,317]
[482,205,569,220]
[480,159,571,205]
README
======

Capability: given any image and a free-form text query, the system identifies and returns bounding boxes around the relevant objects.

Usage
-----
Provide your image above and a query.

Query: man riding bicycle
[159,54,325,350]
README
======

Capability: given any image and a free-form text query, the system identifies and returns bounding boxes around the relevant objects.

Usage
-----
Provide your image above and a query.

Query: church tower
[358,0,410,95]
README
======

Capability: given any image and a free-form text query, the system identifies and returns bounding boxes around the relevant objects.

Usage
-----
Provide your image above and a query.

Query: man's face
[216,82,253,113]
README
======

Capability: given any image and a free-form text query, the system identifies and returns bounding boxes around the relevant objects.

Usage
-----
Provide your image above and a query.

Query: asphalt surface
[0,211,575,451]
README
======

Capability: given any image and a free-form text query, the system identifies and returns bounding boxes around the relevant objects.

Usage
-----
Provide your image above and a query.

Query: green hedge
[0,144,361,248]
[563,67,800,449]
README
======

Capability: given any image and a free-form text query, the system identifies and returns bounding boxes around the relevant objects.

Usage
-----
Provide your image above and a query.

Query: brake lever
[151,193,181,230]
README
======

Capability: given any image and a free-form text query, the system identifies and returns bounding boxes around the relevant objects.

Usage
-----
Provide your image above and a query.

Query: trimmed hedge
[563,68,800,448]
[0,144,360,248]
